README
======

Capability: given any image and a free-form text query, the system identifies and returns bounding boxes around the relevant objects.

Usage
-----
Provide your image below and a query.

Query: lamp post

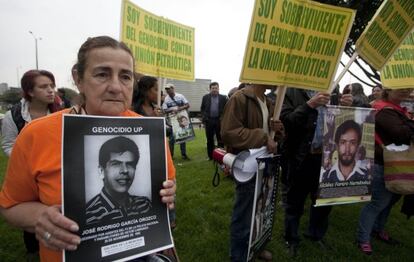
[29,31,42,70]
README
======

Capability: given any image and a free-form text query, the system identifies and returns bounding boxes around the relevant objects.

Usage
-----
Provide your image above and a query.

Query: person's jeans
[230,179,255,262]
[168,135,187,157]
[357,164,401,243]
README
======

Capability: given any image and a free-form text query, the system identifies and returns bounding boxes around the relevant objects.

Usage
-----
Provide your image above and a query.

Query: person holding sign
[221,83,285,262]
[357,88,414,255]
[162,83,191,160]
[321,120,369,183]
[0,36,176,262]
[85,136,151,225]
[281,88,352,256]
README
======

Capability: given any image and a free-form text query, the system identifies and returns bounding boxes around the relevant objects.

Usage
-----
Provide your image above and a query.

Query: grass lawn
[0,128,413,261]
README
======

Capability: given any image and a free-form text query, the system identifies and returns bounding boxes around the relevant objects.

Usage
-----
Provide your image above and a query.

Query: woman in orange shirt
[0,36,176,262]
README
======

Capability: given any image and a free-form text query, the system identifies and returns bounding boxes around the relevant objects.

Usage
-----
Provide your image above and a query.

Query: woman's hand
[160,180,176,209]
[35,205,80,251]
[307,92,330,108]
[339,94,353,106]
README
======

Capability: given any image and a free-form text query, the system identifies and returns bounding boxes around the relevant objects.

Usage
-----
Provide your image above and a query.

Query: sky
[0,0,376,95]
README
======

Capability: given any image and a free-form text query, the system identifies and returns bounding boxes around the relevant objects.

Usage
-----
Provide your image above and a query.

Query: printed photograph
[84,135,152,225]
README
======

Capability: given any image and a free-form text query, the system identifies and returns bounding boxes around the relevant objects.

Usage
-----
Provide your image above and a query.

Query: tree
[0,89,22,105]
[315,0,385,87]
[58,87,79,102]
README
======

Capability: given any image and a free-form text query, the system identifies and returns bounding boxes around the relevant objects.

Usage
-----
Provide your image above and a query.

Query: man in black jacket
[200,82,228,160]
[281,88,352,256]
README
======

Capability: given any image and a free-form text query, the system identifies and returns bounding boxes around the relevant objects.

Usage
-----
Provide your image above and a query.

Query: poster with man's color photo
[316,106,375,206]
[167,110,195,144]
[62,115,174,261]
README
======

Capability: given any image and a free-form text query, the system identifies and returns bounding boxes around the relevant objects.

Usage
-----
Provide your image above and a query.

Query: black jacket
[280,88,318,169]
[200,93,228,123]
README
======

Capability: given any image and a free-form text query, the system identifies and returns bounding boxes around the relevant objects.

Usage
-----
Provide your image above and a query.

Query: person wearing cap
[162,83,191,160]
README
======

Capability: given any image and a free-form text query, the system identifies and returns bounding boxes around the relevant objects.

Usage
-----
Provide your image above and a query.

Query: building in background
[0,83,9,95]
[165,78,210,117]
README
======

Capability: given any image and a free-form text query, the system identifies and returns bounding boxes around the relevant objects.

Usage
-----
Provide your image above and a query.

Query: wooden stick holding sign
[329,52,359,93]
[157,77,163,108]
[270,85,287,138]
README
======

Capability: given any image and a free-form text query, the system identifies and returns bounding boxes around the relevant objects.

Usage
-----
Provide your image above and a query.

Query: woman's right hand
[35,205,81,251]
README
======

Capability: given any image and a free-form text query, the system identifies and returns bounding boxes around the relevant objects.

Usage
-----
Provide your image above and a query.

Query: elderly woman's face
[77,47,134,116]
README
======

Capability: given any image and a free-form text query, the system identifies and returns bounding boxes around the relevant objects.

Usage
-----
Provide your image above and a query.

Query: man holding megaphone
[221,83,285,262]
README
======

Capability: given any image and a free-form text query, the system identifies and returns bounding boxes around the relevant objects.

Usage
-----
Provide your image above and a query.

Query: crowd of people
[0,35,413,262]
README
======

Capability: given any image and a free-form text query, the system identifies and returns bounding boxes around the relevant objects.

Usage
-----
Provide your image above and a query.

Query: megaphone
[212,147,268,183]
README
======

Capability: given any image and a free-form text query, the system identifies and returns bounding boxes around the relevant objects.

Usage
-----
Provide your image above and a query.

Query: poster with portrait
[62,115,174,261]
[247,155,280,261]
[166,109,195,144]
[316,105,375,206]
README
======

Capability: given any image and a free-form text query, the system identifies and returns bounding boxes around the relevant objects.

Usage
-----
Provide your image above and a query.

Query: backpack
[10,102,26,134]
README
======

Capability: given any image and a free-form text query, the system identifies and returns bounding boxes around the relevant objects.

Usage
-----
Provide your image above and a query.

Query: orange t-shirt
[0,109,175,262]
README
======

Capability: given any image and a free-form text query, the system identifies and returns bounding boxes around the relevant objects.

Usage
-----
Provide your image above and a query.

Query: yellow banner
[381,32,414,89]
[120,0,195,81]
[356,0,414,71]
[240,0,355,92]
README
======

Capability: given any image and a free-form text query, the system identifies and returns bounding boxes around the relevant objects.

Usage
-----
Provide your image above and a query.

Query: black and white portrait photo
[62,115,173,261]
[84,135,152,225]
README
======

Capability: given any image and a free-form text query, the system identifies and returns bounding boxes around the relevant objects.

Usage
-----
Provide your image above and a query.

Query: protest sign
[356,0,414,71]
[240,0,355,91]
[62,115,173,261]
[247,155,280,261]
[121,0,195,81]
[381,31,414,89]
[167,110,195,144]
[316,106,375,207]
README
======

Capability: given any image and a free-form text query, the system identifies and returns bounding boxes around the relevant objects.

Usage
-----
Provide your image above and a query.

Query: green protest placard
[240,0,355,92]
[120,0,195,81]
[381,32,414,89]
[356,0,414,71]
